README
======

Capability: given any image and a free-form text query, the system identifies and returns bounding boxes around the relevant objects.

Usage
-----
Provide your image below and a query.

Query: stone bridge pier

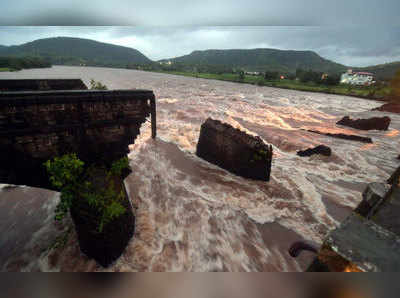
[0,89,156,188]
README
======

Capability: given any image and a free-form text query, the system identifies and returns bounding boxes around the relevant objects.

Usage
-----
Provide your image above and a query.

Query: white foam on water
[5,66,398,271]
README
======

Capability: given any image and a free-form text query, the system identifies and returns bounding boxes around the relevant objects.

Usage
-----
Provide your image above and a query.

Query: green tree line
[0,56,51,71]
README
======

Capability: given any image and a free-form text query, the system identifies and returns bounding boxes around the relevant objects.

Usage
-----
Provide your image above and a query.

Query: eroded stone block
[196,118,273,181]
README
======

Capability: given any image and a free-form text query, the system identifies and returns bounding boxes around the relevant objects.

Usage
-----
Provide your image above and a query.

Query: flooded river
[1,66,399,271]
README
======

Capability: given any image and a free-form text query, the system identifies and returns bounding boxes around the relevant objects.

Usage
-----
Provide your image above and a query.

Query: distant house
[340,69,375,86]
[280,75,285,80]
[245,71,260,76]
[159,61,173,65]
[321,73,329,80]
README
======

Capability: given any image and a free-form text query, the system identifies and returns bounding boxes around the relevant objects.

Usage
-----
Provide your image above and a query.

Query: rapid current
[1,66,398,271]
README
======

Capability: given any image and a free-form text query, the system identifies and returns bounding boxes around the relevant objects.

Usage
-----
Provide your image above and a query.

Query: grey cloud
[0,0,399,26]
[0,26,399,67]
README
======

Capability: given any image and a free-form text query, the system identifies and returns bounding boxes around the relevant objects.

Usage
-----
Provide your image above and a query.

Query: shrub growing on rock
[44,154,135,266]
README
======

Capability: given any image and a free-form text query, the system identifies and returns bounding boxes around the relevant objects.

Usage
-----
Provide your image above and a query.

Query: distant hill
[159,49,348,75]
[0,37,152,68]
[0,56,51,70]
[1,37,398,80]
[353,62,400,81]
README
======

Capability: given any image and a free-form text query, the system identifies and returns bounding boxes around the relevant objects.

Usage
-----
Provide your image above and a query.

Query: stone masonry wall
[0,90,154,188]
[0,79,88,91]
[196,118,273,181]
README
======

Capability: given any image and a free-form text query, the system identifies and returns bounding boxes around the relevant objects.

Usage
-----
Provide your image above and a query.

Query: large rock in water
[336,116,391,131]
[297,145,331,157]
[196,118,273,181]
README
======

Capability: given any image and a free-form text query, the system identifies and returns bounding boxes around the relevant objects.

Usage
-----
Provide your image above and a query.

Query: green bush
[44,154,85,220]
[110,156,129,176]
[44,154,130,231]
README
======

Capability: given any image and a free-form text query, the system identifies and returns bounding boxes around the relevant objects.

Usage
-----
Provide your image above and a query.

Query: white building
[245,71,260,76]
[340,69,375,86]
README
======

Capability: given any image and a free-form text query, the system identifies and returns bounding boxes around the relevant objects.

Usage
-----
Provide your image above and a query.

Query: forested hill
[159,49,348,74]
[0,56,51,71]
[353,62,400,81]
[0,37,152,68]
[0,37,398,80]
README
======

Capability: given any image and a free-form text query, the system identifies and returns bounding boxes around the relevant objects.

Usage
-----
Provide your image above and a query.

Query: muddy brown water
[0,66,399,271]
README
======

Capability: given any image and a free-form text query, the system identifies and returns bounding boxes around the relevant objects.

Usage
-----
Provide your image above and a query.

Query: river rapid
[1,66,399,271]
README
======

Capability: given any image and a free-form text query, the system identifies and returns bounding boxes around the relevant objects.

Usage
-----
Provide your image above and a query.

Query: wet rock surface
[354,182,390,217]
[370,185,400,236]
[336,115,391,131]
[374,102,400,114]
[196,118,273,181]
[387,166,400,185]
[297,145,331,157]
[325,213,400,272]
[305,129,373,143]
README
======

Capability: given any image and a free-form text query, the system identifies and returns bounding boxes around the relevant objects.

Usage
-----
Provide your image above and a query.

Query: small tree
[89,79,108,90]
[44,154,130,231]
[238,70,245,82]
[44,154,85,220]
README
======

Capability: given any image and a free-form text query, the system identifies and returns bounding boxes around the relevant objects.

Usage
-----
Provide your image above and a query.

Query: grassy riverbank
[153,70,391,101]
[0,67,13,72]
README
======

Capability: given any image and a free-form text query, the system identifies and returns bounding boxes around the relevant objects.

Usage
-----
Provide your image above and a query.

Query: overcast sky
[1,26,399,67]
[0,0,398,67]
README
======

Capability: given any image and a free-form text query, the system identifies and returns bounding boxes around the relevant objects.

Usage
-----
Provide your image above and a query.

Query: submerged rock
[196,118,273,181]
[306,129,373,143]
[297,145,331,157]
[336,115,391,131]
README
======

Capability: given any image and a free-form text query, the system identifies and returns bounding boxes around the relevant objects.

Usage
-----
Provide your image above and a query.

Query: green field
[153,70,391,101]
[0,67,13,72]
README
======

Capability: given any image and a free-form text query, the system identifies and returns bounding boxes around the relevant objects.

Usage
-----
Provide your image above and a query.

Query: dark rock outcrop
[336,115,391,131]
[306,129,373,143]
[388,166,400,185]
[297,145,331,157]
[196,118,273,181]
[70,175,135,268]
[397,154,400,160]
[354,182,390,217]
[374,102,400,114]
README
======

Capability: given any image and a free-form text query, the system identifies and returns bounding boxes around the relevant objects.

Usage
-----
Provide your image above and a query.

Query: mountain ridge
[0,37,399,79]
[0,37,152,67]
[158,48,348,74]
